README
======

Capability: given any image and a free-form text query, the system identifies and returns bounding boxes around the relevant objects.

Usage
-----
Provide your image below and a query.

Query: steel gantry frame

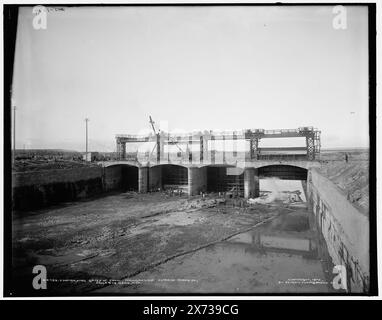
[115,127,321,162]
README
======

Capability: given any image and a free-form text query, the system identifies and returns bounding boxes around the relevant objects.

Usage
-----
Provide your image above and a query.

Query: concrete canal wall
[12,166,128,210]
[307,169,369,293]
[12,164,371,295]
[12,167,104,210]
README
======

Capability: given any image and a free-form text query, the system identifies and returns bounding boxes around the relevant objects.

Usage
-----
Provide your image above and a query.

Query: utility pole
[13,106,16,164]
[85,118,89,161]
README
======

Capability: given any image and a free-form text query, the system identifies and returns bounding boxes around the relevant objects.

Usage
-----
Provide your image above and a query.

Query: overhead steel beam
[259,147,307,152]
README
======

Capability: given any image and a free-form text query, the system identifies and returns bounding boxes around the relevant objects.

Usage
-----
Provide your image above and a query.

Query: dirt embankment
[318,152,369,213]
[13,159,98,172]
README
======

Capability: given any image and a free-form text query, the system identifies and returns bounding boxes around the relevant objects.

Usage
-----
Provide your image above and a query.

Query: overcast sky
[12,5,369,151]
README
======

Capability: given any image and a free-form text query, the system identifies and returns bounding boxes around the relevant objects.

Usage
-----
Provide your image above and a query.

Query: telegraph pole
[13,106,16,164]
[85,118,89,161]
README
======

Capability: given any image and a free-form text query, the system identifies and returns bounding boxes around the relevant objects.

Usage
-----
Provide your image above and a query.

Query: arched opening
[150,164,188,192]
[257,165,308,203]
[104,164,138,192]
[121,165,138,191]
[205,165,244,196]
[258,165,307,180]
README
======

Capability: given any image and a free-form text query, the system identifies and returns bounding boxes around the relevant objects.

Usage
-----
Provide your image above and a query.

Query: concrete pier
[254,169,259,197]
[149,166,162,191]
[138,167,149,193]
[244,167,259,199]
[188,167,207,196]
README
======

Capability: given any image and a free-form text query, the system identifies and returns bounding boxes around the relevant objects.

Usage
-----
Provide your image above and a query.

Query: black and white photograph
[2,2,377,299]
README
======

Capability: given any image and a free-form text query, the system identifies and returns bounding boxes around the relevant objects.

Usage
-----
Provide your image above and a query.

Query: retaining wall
[307,169,369,293]
[12,167,104,210]
[13,164,142,210]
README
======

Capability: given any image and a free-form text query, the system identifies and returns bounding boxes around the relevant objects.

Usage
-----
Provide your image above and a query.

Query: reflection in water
[102,180,335,293]
[116,207,335,294]
[200,209,334,292]
[230,232,312,251]
[228,217,322,265]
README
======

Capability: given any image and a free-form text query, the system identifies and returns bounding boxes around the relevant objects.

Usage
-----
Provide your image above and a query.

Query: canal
[96,180,336,294]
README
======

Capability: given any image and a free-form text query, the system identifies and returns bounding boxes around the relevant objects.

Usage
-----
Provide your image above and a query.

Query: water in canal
[104,179,336,293]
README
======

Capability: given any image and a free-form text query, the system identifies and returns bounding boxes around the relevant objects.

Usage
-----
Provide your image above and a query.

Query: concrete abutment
[244,167,260,199]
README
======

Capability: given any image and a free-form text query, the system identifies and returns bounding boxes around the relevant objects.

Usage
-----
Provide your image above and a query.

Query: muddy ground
[12,188,336,295]
[12,193,277,294]
[95,202,335,294]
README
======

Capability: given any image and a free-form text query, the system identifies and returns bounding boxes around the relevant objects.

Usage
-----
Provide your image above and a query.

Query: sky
[12,5,369,152]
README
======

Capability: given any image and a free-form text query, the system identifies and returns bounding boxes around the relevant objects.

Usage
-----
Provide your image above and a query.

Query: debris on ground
[185,197,226,210]
[247,190,304,206]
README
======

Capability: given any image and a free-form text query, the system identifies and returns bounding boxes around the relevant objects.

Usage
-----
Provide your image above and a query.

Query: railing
[263,129,300,135]
[257,154,310,161]
[116,127,318,139]
[115,154,315,163]
[125,154,138,161]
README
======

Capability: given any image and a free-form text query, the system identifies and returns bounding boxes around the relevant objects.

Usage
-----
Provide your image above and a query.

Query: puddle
[105,205,335,294]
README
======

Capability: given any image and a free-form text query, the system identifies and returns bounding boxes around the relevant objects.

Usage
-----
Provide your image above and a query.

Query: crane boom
[148,115,184,157]
[149,116,157,135]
